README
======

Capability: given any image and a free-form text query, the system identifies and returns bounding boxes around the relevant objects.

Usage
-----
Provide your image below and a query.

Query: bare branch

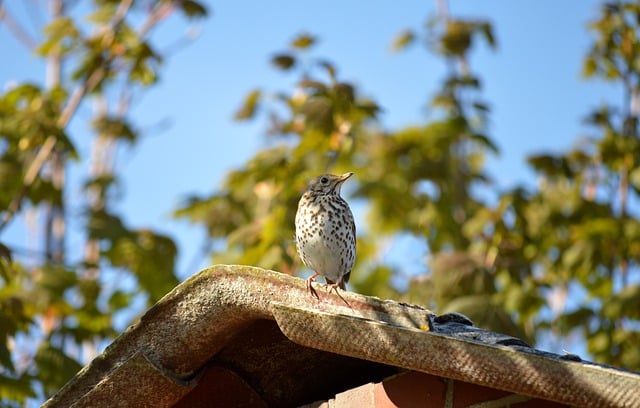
[139,2,175,38]
[0,0,134,232]
[0,2,39,49]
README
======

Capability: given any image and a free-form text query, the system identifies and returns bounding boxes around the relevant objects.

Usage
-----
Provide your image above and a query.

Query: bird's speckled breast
[295,193,355,283]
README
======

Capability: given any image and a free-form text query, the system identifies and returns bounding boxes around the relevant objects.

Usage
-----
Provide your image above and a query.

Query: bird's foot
[306,275,319,300]
[326,282,351,308]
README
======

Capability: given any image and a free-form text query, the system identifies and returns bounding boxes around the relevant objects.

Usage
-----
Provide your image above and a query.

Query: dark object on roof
[43,265,640,407]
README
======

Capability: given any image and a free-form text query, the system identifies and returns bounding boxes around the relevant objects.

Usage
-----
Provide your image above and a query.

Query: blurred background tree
[2,0,640,406]
[514,1,640,368]
[449,0,640,369]
[0,0,207,405]
[178,0,640,370]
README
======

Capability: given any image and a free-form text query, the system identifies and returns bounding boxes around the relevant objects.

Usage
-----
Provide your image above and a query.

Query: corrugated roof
[43,265,640,407]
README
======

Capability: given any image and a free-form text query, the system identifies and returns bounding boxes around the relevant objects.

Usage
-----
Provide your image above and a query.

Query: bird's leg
[306,272,320,299]
[327,282,351,309]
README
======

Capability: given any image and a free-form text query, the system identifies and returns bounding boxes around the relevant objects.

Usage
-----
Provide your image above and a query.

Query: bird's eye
[320,176,329,184]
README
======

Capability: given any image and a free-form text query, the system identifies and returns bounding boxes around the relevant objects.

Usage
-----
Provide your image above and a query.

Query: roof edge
[44,265,433,407]
[272,302,640,408]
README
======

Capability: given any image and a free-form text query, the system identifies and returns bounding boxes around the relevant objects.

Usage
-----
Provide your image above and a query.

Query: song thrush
[295,172,356,299]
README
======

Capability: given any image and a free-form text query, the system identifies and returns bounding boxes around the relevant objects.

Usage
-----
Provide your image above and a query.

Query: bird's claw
[326,282,351,308]
[306,276,319,300]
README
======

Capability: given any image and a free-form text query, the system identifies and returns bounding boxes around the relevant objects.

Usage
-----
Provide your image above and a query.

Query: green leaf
[36,16,80,57]
[582,56,598,77]
[0,242,13,282]
[177,0,209,18]
[629,167,640,191]
[603,285,640,320]
[556,307,595,334]
[43,16,79,39]
[472,102,490,112]
[299,96,334,133]
[271,54,296,70]
[0,373,36,405]
[589,331,611,355]
[74,306,113,338]
[83,175,118,194]
[0,319,18,372]
[299,80,327,92]
[86,3,117,24]
[28,178,63,206]
[91,116,138,143]
[104,230,179,303]
[34,344,82,396]
[108,290,132,311]
[36,267,78,298]
[356,99,382,118]
[479,22,496,48]
[527,154,575,178]
[316,59,337,80]
[86,209,130,241]
[234,89,262,121]
[390,30,416,52]
[290,33,316,49]
[440,20,473,56]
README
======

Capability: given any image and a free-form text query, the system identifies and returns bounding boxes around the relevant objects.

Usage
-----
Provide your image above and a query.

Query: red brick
[376,371,447,407]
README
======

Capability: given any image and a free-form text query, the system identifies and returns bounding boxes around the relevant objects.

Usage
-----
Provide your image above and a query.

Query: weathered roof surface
[43,265,640,408]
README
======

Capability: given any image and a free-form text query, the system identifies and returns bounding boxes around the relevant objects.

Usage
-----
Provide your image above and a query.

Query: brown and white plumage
[295,173,356,298]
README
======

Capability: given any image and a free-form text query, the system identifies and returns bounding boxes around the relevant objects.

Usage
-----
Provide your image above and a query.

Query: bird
[295,172,356,300]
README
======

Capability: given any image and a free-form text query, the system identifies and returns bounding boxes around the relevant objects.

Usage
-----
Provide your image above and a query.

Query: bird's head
[306,172,353,196]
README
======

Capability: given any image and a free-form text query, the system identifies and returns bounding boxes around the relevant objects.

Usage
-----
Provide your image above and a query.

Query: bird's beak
[338,172,354,183]
[334,172,353,194]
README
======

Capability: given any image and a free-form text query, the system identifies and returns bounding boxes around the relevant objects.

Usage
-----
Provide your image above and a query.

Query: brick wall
[303,371,569,408]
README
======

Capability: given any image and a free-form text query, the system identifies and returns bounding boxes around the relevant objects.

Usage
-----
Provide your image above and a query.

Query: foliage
[509,1,640,368]
[176,32,382,274]
[177,2,640,372]
[3,2,640,406]
[0,0,207,404]
[176,16,522,340]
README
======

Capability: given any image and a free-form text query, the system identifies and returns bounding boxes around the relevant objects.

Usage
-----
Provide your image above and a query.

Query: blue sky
[1,0,619,282]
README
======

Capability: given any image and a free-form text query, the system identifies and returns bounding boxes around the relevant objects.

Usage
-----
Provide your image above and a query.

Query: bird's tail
[326,278,346,290]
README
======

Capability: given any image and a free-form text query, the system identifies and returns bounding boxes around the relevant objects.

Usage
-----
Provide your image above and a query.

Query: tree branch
[0,0,178,232]
[0,0,134,232]
[0,1,39,49]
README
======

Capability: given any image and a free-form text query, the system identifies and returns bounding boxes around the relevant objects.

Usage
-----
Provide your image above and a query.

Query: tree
[177,0,640,372]
[503,0,640,368]
[3,2,640,406]
[0,0,207,404]
[175,7,526,341]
